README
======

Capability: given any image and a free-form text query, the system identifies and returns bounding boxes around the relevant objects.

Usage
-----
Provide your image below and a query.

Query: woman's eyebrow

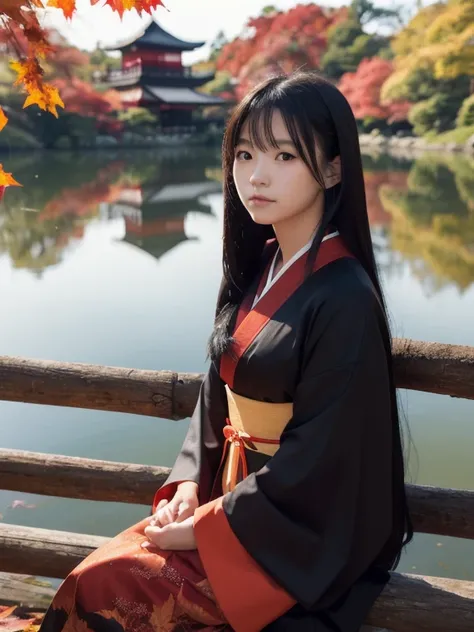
[274,140,296,147]
[235,138,252,146]
[235,138,295,147]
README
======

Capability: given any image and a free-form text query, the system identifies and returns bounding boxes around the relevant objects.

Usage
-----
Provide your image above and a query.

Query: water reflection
[105,164,221,262]
[0,149,222,273]
[362,153,474,294]
[1,150,473,294]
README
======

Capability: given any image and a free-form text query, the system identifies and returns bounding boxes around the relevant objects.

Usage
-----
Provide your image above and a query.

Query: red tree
[51,77,122,117]
[216,4,348,99]
[338,57,411,123]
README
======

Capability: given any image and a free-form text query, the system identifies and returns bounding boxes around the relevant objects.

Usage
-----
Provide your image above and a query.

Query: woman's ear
[323,155,341,188]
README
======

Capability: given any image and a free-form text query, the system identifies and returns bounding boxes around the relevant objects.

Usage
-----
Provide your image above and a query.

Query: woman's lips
[249,195,275,206]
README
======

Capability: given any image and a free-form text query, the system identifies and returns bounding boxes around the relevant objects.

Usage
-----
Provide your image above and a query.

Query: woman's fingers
[143,523,174,549]
[142,517,196,551]
[149,493,198,527]
[149,499,168,526]
[155,498,180,527]
[174,500,196,523]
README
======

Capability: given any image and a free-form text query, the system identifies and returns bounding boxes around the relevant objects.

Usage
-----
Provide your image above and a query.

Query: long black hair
[208,70,413,562]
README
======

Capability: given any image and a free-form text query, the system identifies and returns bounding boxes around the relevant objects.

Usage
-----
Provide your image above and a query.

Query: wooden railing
[0,337,474,632]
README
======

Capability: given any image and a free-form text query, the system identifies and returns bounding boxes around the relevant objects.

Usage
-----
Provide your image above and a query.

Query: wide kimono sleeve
[152,359,228,512]
[194,281,397,631]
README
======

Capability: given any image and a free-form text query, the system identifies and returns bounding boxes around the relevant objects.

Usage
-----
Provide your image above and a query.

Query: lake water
[1,147,473,583]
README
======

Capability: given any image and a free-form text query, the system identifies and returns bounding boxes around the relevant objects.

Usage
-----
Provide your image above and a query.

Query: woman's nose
[249,166,269,188]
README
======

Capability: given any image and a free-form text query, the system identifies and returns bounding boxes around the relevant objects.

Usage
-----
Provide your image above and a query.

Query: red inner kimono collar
[220,234,353,388]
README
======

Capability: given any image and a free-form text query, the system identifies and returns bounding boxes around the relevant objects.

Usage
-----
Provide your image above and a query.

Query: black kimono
[154,234,404,631]
[40,234,403,632]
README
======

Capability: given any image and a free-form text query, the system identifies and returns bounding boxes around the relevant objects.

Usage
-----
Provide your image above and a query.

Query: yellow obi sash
[221,385,293,493]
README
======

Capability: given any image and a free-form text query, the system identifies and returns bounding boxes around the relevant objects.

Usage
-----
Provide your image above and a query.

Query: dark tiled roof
[112,18,206,51]
[144,86,227,105]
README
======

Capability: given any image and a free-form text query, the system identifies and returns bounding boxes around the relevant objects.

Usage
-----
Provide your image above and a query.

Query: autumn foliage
[1,1,472,196]
[0,603,44,631]
[216,4,348,100]
[338,57,411,123]
[0,0,165,192]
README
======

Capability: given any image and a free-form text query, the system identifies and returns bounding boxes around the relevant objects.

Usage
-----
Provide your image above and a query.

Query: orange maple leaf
[148,597,176,632]
[138,0,167,14]
[0,165,22,188]
[23,20,56,58]
[96,609,128,629]
[0,606,17,619]
[24,84,65,116]
[99,0,166,18]
[10,57,44,89]
[102,0,137,18]
[46,0,77,20]
[0,107,7,132]
[10,58,64,116]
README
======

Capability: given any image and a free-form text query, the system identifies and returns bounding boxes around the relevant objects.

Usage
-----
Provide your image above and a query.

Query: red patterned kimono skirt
[39,517,230,632]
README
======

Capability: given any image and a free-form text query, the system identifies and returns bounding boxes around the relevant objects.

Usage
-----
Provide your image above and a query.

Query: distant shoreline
[358,133,474,157]
[1,129,473,156]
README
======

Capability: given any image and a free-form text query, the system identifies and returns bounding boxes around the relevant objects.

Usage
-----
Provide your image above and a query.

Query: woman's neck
[272,208,323,266]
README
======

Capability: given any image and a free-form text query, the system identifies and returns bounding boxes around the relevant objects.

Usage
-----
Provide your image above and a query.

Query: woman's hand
[143,516,197,551]
[151,481,199,528]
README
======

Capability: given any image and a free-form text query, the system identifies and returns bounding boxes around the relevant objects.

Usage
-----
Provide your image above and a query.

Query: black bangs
[230,86,280,152]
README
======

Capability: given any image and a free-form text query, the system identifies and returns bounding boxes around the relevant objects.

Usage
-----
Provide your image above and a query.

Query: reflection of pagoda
[104,169,222,261]
[104,18,226,129]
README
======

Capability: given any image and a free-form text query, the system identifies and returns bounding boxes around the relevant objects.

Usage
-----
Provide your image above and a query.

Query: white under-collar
[252,230,339,309]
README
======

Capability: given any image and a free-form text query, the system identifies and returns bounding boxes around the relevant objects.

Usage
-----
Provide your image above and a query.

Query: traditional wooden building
[105,18,226,129]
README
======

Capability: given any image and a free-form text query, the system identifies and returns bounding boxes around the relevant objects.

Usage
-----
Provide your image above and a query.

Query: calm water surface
[1,148,473,582]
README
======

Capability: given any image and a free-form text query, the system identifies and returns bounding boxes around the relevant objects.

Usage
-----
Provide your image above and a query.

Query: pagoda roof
[144,86,226,105]
[145,181,222,202]
[109,18,206,52]
[121,232,197,261]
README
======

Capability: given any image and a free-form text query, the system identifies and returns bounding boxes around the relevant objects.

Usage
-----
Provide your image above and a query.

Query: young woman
[40,71,413,632]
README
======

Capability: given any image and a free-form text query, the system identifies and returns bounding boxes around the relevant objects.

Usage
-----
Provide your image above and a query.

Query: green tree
[209,30,228,62]
[382,0,473,102]
[456,95,474,128]
[321,0,396,80]
[350,0,402,28]
[200,71,233,96]
[321,20,390,79]
[118,107,158,130]
[409,92,469,136]
[381,0,473,135]
[261,5,278,15]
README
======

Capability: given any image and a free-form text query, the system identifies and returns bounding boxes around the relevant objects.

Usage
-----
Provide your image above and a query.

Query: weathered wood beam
[1,449,474,540]
[367,572,474,632]
[0,523,108,579]
[0,524,473,632]
[0,572,56,608]
[0,339,473,421]
[0,355,202,419]
[406,483,474,540]
[392,338,474,400]
[0,449,170,505]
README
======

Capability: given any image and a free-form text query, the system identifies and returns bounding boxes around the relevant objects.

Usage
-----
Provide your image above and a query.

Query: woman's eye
[235,150,252,160]
[277,152,295,161]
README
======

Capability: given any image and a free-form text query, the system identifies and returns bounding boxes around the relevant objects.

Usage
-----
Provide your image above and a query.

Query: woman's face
[232,110,339,227]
